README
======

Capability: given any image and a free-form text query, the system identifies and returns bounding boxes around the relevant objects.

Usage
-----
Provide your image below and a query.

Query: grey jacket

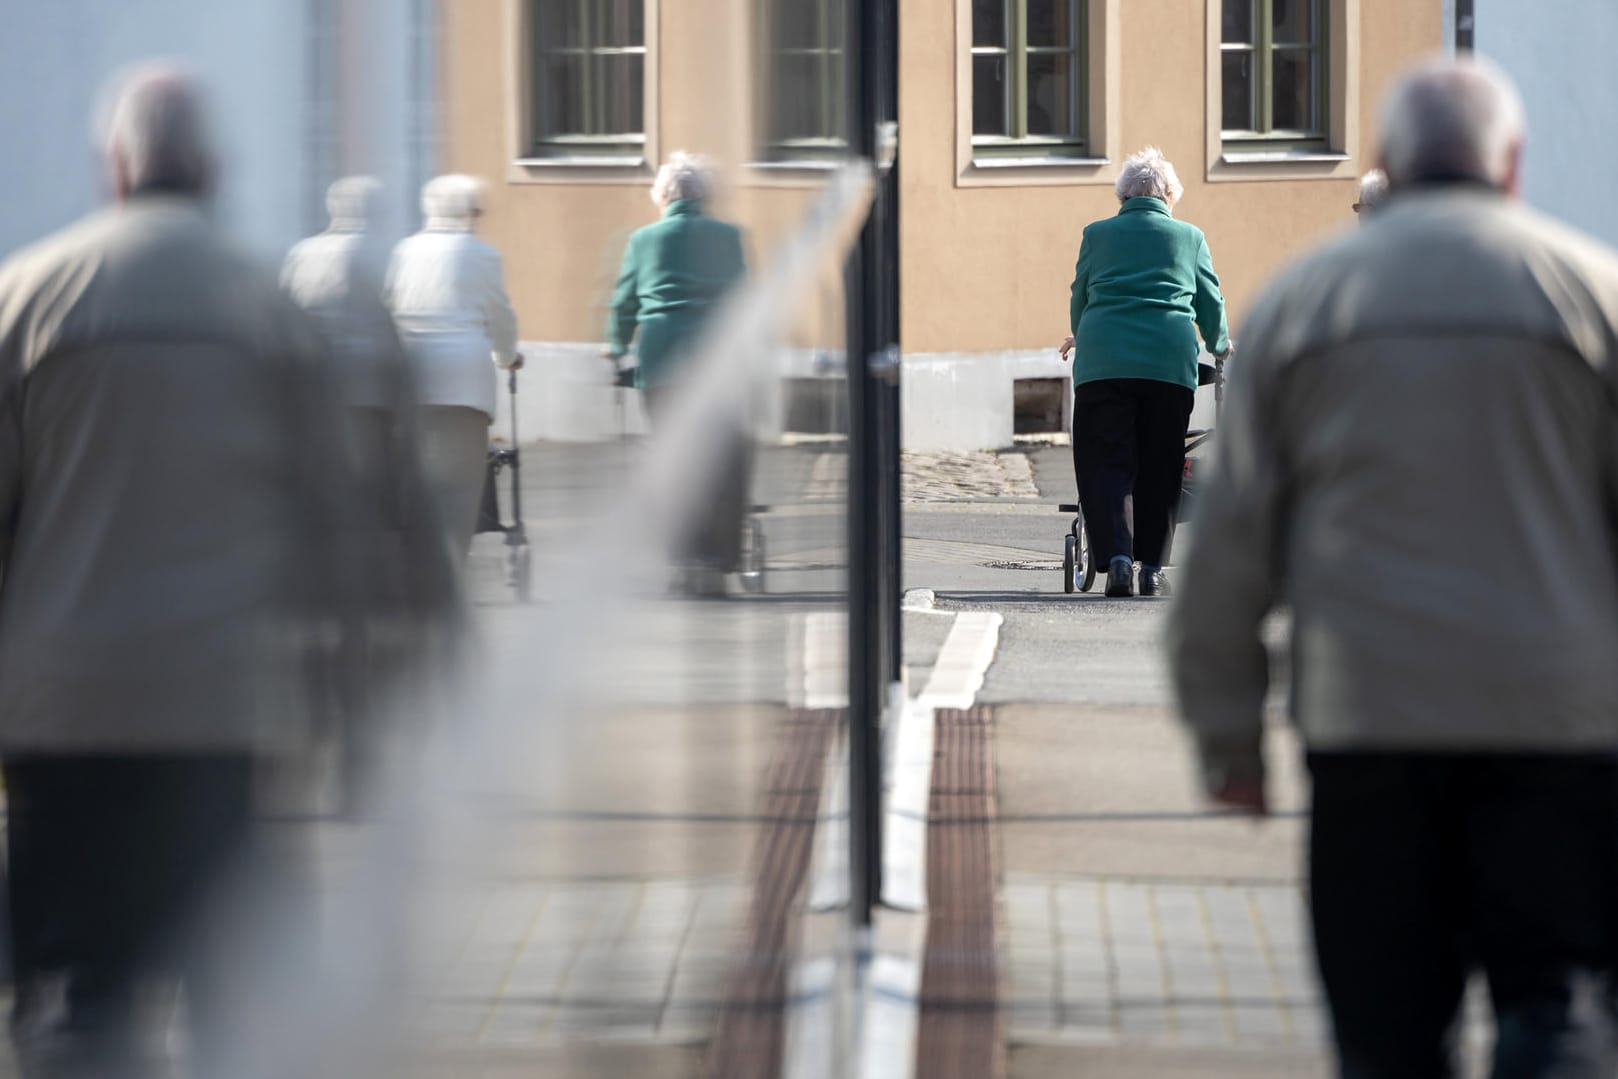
[0,196,353,753]
[1166,188,1618,793]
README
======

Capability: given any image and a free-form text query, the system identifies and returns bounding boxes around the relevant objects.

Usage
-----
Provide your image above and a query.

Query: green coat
[1068,197,1230,390]
[607,199,748,389]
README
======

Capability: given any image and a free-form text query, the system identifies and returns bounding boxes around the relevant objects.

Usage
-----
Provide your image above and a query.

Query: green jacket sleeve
[607,232,641,357]
[1068,234,1092,339]
[1192,237,1231,355]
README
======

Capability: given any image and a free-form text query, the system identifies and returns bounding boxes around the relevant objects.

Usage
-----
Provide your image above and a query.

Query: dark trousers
[644,385,753,571]
[4,756,256,1076]
[1072,378,1193,569]
[1308,752,1618,1078]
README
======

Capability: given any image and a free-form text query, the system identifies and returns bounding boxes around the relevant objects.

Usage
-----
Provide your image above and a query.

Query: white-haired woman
[387,174,521,561]
[606,152,748,593]
[1059,147,1231,598]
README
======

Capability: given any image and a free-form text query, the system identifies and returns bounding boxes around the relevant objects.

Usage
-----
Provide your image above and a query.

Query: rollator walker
[477,367,532,602]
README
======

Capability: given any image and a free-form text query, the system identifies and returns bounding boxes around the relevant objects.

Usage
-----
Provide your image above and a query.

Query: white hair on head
[421,174,485,229]
[1377,55,1525,189]
[100,61,216,196]
[326,175,382,230]
[1357,168,1389,208]
[1115,147,1184,207]
[650,151,714,207]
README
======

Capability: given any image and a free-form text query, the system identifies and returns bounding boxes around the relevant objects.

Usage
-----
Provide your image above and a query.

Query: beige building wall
[445,0,1441,354]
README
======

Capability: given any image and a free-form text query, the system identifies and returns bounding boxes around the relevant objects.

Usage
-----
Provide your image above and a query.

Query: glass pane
[1221,50,1255,131]
[771,53,821,141]
[1222,0,1254,44]
[538,52,584,137]
[973,0,1007,48]
[1272,48,1317,131]
[972,53,1008,136]
[1026,0,1075,48]
[776,0,821,51]
[600,0,645,48]
[1026,52,1074,137]
[1272,0,1314,45]
[598,52,644,135]
[533,0,584,49]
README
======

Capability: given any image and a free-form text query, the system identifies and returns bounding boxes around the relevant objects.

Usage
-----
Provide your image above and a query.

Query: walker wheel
[508,545,532,603]
[1063,535,1077,594]
[1078,523,1097,593]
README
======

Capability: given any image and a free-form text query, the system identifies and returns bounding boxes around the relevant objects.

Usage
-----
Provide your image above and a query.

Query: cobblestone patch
[903,451,1040,503]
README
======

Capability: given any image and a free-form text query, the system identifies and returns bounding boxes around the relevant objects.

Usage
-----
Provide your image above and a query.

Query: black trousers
[1072,378,1193,569]
[4,756,257,1076]
[644,385,753,571]
[1308,752,1618,1078]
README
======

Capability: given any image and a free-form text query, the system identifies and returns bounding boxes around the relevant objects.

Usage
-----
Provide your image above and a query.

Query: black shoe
[1105,558,1134,598]
[1139,568,1171,597]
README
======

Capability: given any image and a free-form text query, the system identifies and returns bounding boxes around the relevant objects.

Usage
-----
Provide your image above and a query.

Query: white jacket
[281,227,400,409]
[386,228,520,419]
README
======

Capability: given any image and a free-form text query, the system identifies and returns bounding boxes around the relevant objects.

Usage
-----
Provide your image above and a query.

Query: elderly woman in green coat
[606,153,750,592]
[1059,147,1231,598]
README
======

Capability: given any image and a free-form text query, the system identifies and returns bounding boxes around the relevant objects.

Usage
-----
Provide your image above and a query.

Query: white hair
[1356,168,1389,209]
[1115,147,1183,207]
[421,174,485,230]
[650,151,714,207]
[1377,56,1525,189]
[101,62,216,196]
[326,175,382,230]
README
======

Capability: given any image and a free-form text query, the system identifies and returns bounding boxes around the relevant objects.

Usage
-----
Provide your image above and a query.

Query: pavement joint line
[1098,881,1121,1040]
[653,882,707,1034]
[532,896,609,1039]
[1196,888,1239,1045]
[474,887,553,1042]
[1147,884,1178,1039]
[1246,888,1298,1042]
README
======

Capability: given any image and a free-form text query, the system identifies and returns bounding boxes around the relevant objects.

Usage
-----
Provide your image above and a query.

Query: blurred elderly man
[0,65,355,1075]
[1353,167,1389,220]
[1169,57,1618,1076]
[1060,146,1230,597]
[387,174,521,562]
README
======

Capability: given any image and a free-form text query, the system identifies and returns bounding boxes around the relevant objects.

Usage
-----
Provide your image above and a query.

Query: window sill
[1219,150,1350,164]
[1206,149,1357,183]
[514,156,647,169]
[955,153,1118,188]
[507,156,653,186]
[972,155,1110,169]
[742,159,845,189]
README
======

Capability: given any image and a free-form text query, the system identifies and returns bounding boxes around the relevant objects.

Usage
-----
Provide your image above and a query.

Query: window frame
[1220,0,1329,152]
[759,0,847,164]
[969,0,1090,159]
[511,0,657,174]
[1203,0,1359,181]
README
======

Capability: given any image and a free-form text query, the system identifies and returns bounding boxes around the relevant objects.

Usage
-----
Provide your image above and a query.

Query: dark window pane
[1222,0,1254,44]
[1026,52,1074,137]
[973,0,1007,48]
[538,52,584,137]
[598,53,644,135]
[1026,0,1074,48]
[1272,0,1314,44]
[776,0,821,50]
[600,0,645,47]
[1272,48,1317,131]
[534,0,584,49]
[772,53,822,141]
[1221,50,1254,131]
[826,0,846,50]
[972,53,1008,136]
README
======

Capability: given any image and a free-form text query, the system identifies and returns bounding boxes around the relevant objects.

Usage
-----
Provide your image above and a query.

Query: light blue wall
[1475,0,1618,249]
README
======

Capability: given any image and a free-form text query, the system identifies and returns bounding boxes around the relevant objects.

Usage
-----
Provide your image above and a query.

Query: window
[527,0,646,161]
[762,0,846,160]
[971,0,1088,158]
[1221,0,1327,149]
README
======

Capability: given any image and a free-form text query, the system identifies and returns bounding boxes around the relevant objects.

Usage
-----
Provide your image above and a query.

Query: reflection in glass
[771,53,822,142]
[1222,51,1254,131]
[1026,0,1074,48]
[973,54,1009,136]
[599,0,646,47]
[1026,53,1073,137]
[1222,0,1254,44]
[1271,0,1314,44]
[540,52,584,135]
[598,53,644,134]
[1272,48,1316,131]
[535,0,584,49]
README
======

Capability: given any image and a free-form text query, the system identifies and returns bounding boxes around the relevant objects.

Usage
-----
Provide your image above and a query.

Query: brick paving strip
[916,705,1004,1079]
[701,707,841,1079]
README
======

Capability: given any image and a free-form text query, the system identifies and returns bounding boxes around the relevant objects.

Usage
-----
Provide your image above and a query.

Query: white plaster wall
[1475,0,1618,249]
[903,353,1014,452]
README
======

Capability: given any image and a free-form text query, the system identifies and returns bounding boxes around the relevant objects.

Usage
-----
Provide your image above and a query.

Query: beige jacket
[1166,188,1618,793]
[0,196,353,753]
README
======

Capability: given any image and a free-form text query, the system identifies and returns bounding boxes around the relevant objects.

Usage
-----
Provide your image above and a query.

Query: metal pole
[846,0,900,928]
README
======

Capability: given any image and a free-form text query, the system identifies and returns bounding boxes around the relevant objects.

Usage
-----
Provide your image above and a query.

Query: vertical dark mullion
[1010,0,1027,140]
[819,0,833,140]
[1257,0,1273,134]
[1074,0,1086,146]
